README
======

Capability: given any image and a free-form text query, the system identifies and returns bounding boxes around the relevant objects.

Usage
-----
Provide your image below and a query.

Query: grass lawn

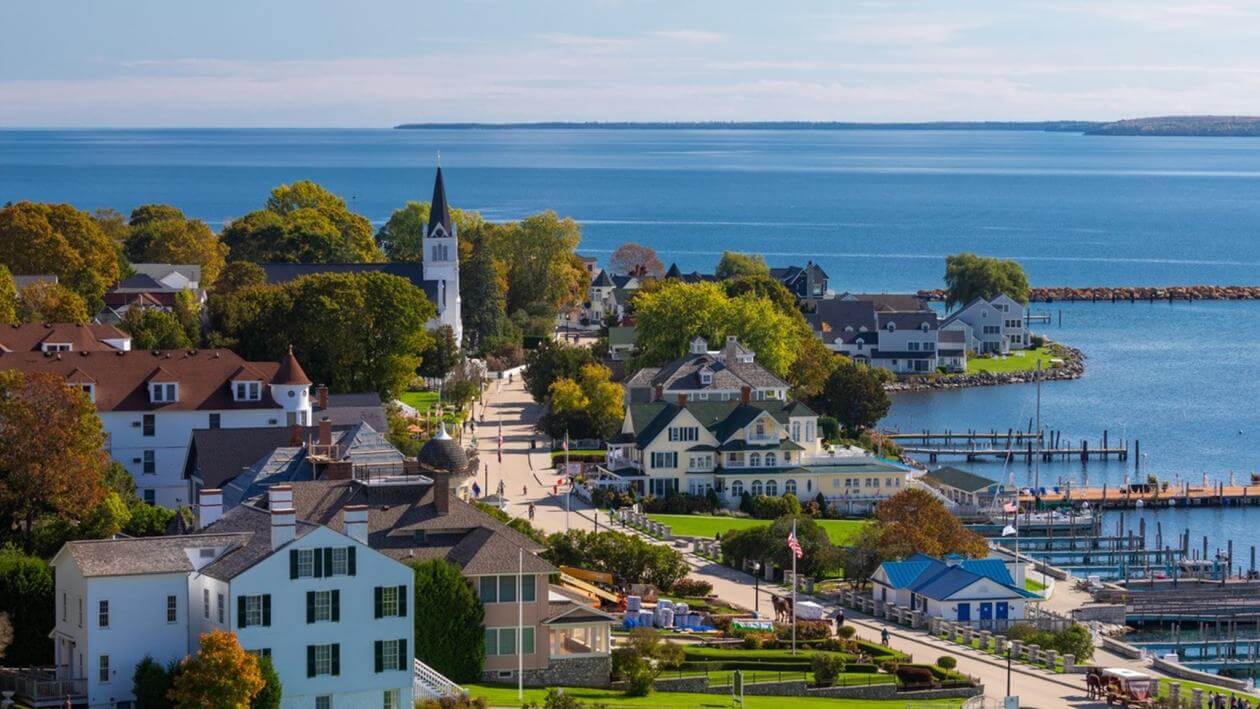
[646,514,871,544]
[464,683,962,708]
[1025,577,1046,593]
[965,346,1061,375]
[399,390,439,410]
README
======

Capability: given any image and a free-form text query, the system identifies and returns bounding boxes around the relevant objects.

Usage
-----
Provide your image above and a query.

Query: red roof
[0,349,290,411]
[273,346,312,386]
[0,323,128,353]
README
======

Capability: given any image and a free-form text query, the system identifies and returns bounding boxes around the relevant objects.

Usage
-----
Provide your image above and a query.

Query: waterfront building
[920,466,1003,508]
[871,553,1037,624]
[941,294,1030,354]
[808,300,959,373]
[769,261,829,306]
[623,336,788,404]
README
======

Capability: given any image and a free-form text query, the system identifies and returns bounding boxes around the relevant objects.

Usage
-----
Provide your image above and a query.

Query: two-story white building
[869,310,941,374]
[809,301,962,373]
[604,390,910,511]
[47,488,413,709]
[940,295,1030,355]
[0,347,313,507]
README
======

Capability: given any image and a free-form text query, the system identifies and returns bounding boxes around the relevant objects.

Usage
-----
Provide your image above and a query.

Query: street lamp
[750,561,762,618]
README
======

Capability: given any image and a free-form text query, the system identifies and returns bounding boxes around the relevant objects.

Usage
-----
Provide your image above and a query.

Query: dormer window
[70,382,95,403]
[234,381,262,402]
[700,370,713,385]
[43,343,71,352]
[886,322,896,332]
[150,382,178,403]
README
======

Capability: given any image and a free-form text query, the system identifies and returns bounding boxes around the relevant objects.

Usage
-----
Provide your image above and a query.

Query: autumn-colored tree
[873,488,988,560]
[168,630,265,708]
[0,265,17,325]
[546,364,624,439]
[223,181,384,264]
[119,307,192,350]
[485,212,586,313]
[124,205,229,285]
[715,251,769,280]
[609,243,664,279]
[787,334,841,400]
[15,281,91,324]
[0,202,120,311]
[0,371,108,552]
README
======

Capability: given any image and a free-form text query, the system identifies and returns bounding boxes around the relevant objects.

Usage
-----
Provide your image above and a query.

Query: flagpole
[791,518,797,656]
[517,546,524,702]
[564,430,571,531]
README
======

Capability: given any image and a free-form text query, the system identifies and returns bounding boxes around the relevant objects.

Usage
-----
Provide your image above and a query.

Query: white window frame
[381,586,399,616]
[98,599,109,628]
[297,549,315,578]
[313,590,333,622]
[381,639,400,672]
[383,689,400,709]
[313,644,333,676]
[331,547,348,576]
[99,654,110,683]
[234,380,262,402]
[245,595,263,626]
[150,382,178,403]
[166,595,178,623]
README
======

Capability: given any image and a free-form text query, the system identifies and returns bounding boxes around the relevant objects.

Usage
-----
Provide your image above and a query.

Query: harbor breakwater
[918,285,1260,303]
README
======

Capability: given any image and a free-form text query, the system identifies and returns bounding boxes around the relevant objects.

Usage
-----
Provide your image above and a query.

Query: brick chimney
[343,504,369,545]
[740,386,751,405]
[432,472,450,516]
[197,488,223,529]
[317,384,329,410]
[289,424,302,447]
[676,393,687,407]
[268,483,294,510]
[318,417,332,447]
[653,384,663,402]
[322,460,353,480]
[271,508,296,550]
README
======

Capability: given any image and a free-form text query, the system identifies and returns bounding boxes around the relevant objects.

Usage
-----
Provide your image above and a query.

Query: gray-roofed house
[921,466,1002,507]
[770,261,829,305]
[839,292,932,312]
[624,336,788,404]
[98,263,206,324]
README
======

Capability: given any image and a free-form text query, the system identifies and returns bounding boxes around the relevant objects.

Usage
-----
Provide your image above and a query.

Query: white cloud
[648,29,726,45]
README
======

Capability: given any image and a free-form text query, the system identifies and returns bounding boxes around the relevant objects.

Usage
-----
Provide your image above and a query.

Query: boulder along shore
[918,285,1260,302]
[885,345,1085,392]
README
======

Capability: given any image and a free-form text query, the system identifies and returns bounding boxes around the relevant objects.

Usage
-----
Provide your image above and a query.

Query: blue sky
[3,0,1259,127]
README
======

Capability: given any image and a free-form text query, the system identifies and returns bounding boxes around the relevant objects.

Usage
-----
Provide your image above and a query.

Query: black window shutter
[313,549,324,578]
[331,644,340,676]
[347,546,356,576]
[237,596,247,628]
[323,547,333,576]
[374,587,383,619]
[290,549,299,579]
[374,640,383,673]
[397,585,407,617]
[262,594,271,626]
[306,591,315,623]
[398,638,408,671]
[306,646,315,678]
[331,590,340,622]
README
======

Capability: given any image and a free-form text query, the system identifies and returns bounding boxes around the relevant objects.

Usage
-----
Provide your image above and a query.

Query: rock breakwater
[918,285,1260,302]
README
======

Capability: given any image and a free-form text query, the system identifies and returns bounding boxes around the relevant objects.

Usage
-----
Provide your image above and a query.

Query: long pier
[889,428,1133,464]
[905,444,1128,463]
[1021,483,1260,509]
[885,430,1043,442]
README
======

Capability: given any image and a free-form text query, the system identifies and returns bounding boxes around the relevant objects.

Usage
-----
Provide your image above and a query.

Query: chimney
[271,507,296,550]
[432,472,451,516]
[323,460,353,481]
[268,483,294,510]
[653,384,663,402]
[317,384,329,410]
[289,424,302,447]
[319,417,332,447]
[198,488,223,529]
[676,393,687,407]
[343,504,369,545]
[740,386,751,406]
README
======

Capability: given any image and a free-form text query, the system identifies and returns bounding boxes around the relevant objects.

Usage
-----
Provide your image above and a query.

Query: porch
[0,667,87,707]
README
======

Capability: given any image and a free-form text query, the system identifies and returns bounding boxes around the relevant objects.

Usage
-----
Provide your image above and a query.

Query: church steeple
[427,165,453,239]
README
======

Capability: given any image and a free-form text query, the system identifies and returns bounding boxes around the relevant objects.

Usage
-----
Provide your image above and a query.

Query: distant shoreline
[395,120,1101,132]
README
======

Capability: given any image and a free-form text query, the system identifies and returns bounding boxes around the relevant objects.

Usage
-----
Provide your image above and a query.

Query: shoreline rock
[917,285,1260,303]
[885,345,1085,392]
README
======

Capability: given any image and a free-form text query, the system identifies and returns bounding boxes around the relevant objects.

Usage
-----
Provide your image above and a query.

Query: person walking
[528,503,536,521]
[881,627,890,646]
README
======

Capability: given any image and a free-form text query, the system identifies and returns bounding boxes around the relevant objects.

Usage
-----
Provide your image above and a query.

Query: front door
[956,603,971,622]
[996,602,1009,620]
[979,602,993,620]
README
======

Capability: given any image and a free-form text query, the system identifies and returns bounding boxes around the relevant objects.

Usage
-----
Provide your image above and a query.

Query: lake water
[3,127,1260,551]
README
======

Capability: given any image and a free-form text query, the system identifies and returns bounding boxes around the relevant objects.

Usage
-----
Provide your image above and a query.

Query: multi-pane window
[142,414,155,436]
[650,451,677,469]
[384,689,400,709]
[381,586,398,616]
[78,598,82,627]
[99,655,110,683]
[209,413,221,429]
[315,697,331,709]
[313,591,333,622]
[484,627,535,656]
[297,549,315,578]
[98,600,109,628]
[143,450,155,474]
[245,595,263,626]
[203,589,210,619]
[311,644,335,676]
[150,382,178,403]
[166,595,178,623]
[478,575,534,603]
[234,381,261,401]
[382,640,400,671]
[667,427,698,442]
[331,547,348,576]
[217,593,225,623]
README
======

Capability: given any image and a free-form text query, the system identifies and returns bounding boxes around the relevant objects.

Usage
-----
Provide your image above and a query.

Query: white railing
[413,658,466,700]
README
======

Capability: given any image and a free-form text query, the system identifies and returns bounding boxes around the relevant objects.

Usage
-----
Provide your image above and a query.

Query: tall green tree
[485,213,586,314]
[223,181,384,263]
[417,325,461,379]
[124,205,229,285]
[815,359,891,437]
[0,202,120,311]
[411,558,485,683]
[377,200,484,262]
[459,228,509,353]
[522,340,596,403]
[119,307,193,350]
[132,656,176,709]
[0,265,18,324]
[715,251,769,280]
[0,550,54,665]
[16,281,90,323]
[250,654,282,709]
[944,253,1030,309]
[210,272,435,397]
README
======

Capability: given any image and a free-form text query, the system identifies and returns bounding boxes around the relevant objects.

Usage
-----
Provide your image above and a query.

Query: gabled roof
[807,300,878,345]
[876,554,1038,600]
[624,345,787,393]
[624,399,807,449]
[59,533,251,577]
[841,293,931,312]
[186,423,354,489]
[591,270,615,287]
[198,506,321,580]
[922,466,999,494]
[875,310,939,331]
[0,323,129,353]
[261,263,439,305]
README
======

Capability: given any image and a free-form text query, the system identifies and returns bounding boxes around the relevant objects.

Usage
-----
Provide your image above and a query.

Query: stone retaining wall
[658,676,982,701]
[496,655,612,688]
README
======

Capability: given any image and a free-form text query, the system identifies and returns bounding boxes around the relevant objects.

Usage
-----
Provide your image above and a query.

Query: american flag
[497,420,503,464]
[787,529,803,559]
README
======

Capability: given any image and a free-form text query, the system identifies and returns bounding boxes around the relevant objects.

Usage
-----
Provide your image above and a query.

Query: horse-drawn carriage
[1086,667,1154,707]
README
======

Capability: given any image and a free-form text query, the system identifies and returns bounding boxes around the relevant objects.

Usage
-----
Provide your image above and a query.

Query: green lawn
[399,390,440,411]
[965,346,1061,374]
[646,514,871,544]
[464,683,961,708]
[1025,577,1046,593]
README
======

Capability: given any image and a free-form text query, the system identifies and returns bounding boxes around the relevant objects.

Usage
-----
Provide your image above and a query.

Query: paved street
[472,374,1140,706]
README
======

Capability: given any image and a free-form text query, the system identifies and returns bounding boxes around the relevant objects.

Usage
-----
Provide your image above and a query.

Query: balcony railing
[0,667,87,707]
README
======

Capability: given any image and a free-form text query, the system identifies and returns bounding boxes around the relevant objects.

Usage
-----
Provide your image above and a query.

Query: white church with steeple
[421,165,462,344]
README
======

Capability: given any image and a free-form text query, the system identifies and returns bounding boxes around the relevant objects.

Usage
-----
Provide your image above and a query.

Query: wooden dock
[904,443,1128,463]
[885,430,1043,442]
[1021,483,1260,509]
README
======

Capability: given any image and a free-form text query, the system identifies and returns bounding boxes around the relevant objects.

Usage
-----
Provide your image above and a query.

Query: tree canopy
[15,281,90,324]
[541,363,624,439]
[720,514,841,579]
[417,325,461,380]
[609,243,664,279]
[872,488,989,560]
[0,265,17,325]
[485,213,587,314]
[543,529,689,590]
[0,370,108,552]
[0,201,120,311]
[222,181,385,264]
[411,558,485,683]
[124,204,228,285]
[377,200,484,262]
[715,251,769,280]
[522,340,597,403]
[0,550,54,665]
[813,359,891,437]
[168,630,265,708]
[459,227,510,353]
[209,272,435,397]
[119,306,193,350]
[944,253,1030,309]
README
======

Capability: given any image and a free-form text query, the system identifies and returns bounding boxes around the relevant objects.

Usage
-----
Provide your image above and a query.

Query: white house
[870,553,1038,626]
[623,336,789,404]
[941,295,1030,355]
[0,346,313,507]
[809,301,962,373]
[47,489,413,709]
[869,310,940,374]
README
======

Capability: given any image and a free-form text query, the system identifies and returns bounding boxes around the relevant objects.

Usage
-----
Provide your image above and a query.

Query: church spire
[428,163,453,239]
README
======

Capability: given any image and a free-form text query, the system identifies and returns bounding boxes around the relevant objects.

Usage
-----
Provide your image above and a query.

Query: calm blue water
[3,127,1260,550]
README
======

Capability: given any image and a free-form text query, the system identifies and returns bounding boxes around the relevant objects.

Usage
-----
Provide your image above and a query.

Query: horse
[770,595,793,623]
[1085,670,1102,700]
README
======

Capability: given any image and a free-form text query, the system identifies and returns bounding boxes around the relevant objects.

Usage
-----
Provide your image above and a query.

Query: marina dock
[1020,483,1260,509]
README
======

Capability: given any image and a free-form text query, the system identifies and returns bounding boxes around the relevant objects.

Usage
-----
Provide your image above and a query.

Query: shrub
[775,620,831,641]
[895,665,937,689]
[543,529,688,590]
[741,632,777,650]
[624,663,657,697]
[418,696,489,709]
[818,416,840,442]
[671,578,713,597]
[936,655,957,671]
[611,647,644,681]
[811,653,847,687]
[838,625,856,639]
[1030,334,1046,348]
[250,654,281,709]
[641,492,713,515]
[750,494,802,520]
[132,655,174,709]
[655,641,686,669]
[738,491,754,515]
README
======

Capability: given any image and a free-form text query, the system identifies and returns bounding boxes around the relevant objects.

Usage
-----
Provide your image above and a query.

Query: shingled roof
[274,346,312,385]
[623,399,812,449]
[624,342,787,394]
[262,263,440,305]
[58,533,250,577]
[0,323,129,353]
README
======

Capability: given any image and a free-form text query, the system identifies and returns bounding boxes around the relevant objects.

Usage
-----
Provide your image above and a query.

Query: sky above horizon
[3,0,1259,127]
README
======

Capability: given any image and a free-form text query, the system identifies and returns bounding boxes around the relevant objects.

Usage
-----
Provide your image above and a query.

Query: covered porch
[0,667,86,708]
[543,605,617,659]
